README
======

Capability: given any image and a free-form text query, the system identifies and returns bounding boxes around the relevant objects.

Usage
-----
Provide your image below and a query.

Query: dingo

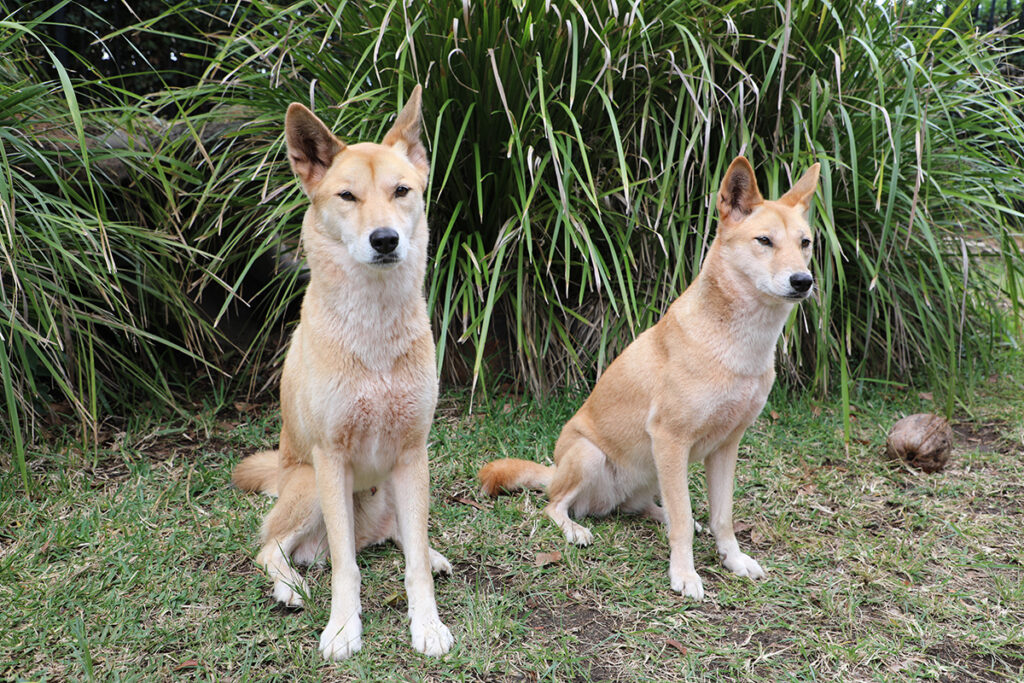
[478,157,819,599]
[232,86,453,660]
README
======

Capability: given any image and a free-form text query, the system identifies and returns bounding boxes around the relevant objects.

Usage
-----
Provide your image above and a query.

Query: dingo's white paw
[671,569,705,600]
[272,579,307,608]
[562,521,593,546]
[429,548,453,575]
[319,615,362,661]
[410,618,454,657]
[723,552,766,579]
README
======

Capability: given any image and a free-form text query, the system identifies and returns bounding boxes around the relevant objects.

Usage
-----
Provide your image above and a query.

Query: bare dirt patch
[453,558,519,594]
[954,419,1019,456]
[928,639,1024,681]
[523,598,631,682]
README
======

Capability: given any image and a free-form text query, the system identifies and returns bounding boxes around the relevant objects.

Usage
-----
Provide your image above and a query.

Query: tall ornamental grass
[165,0,1024,408]
[0,9,218,487]
[4,0,1024,477]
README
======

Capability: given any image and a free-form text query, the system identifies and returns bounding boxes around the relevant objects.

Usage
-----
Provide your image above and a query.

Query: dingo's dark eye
[338,191,356,202]
[801,238,812,248]
[755,236,773,247]
[394,185,410,198]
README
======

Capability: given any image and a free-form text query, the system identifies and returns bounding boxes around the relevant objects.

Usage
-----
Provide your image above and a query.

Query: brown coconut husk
[885,413,954,473]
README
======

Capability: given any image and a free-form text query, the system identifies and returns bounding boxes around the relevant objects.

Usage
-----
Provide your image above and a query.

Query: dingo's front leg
[649,421,703,599]
[313,447,363,661]
[391,451,453,657]
[706,431,766,580]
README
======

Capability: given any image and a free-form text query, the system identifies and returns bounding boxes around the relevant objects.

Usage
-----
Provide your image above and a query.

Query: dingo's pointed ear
[285,103,344,195]
[382,85,428,175]
[779,162,821,212]
[717,156,763,223]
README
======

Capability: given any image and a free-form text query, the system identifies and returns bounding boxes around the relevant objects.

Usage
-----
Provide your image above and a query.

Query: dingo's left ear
[717,156,764,223]
[779,163,821,212]
[382,84,428,176]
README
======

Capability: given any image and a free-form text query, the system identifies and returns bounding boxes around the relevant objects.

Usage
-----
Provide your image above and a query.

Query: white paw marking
[410,618,454,657]
[671,569,705,600]
[429,548,453,575]
[319,615,363,661]
[723,552,766,579]
[272,578,307,608]
[562,521,593,546]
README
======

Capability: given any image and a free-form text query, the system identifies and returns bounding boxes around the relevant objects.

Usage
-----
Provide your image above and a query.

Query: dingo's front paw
[723,552,766,579]
[319,615,362,661]
[410,617,453,657]
[670,569,705,600]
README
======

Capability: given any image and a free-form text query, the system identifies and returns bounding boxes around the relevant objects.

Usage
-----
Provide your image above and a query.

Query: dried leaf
[770,410,780,420]
[534,551,562,567]
[451,496,489,511]
[384,590,407,608]
[174,659,200,671]
[918,392,933,401]
[665,638,687,655]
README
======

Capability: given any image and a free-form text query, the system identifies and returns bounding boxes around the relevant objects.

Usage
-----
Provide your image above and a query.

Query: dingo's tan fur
[478,157,820,599]
[232,86,453,660]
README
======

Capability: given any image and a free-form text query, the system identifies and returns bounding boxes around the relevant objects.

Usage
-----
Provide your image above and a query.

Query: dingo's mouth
[370,255,401,267]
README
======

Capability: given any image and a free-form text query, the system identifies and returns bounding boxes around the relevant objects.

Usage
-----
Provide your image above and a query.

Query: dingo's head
[714,156,820,302]
[285,86,428,270]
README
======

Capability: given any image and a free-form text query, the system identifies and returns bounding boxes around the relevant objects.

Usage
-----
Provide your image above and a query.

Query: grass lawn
[2,357,1023,681]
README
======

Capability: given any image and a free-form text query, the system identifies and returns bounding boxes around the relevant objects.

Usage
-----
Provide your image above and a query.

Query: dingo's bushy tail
[232,450,280,496]
[478,458,553,497]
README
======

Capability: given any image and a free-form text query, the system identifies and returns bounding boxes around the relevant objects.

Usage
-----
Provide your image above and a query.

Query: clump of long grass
[5,1,1024,481]
[0,10,217,486]
[167,0,1024,409]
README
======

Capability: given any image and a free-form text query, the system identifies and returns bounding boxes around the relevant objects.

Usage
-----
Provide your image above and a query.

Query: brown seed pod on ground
[885,413,954,473]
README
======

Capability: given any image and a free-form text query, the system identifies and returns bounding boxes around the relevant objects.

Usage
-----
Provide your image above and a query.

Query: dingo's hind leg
[256,464,322,608]
[544,437,613,546]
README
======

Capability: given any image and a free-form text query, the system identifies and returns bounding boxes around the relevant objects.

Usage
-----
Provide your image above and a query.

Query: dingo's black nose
[790,272,813,293]
[369,228,399,254]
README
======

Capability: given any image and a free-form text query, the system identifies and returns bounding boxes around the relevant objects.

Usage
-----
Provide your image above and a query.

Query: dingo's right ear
[779,162,821,213]
[717,156,763,223]
[285,103,345,195]
[382,84,428,177]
